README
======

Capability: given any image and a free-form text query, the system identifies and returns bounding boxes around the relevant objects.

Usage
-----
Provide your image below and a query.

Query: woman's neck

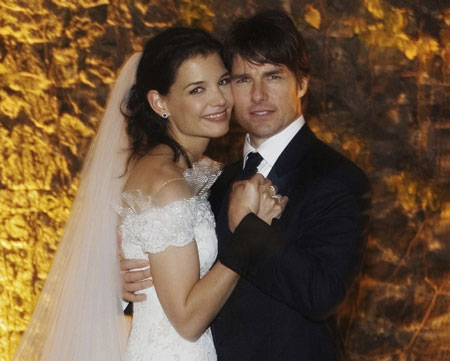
[184,142,208,164]
[173,135,209,167]
[150,139,209,170]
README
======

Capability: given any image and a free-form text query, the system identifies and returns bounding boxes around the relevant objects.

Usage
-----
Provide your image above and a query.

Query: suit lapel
[267,124,316,194]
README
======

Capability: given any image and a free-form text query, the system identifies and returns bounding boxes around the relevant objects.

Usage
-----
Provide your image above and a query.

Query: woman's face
[162,53,233,144]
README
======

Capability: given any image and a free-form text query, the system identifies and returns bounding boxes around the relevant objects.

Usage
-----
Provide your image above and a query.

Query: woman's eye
[189,87,203,95]
[218,77,230,86]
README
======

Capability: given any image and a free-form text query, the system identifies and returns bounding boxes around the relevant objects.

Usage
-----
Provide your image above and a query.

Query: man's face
[231,55,308,148]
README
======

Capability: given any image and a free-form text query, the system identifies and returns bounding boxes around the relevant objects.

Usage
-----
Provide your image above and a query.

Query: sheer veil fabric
[13,53,142,361]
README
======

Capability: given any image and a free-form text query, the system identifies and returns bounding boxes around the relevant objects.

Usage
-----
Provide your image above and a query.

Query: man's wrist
[228,209,251,232]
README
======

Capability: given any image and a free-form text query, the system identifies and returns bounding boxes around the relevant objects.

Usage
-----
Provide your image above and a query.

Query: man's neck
[247,115,304,150]
[242,115,305,176]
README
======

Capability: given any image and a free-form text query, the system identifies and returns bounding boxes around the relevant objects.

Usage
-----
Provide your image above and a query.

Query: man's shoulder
[304,136,369,191]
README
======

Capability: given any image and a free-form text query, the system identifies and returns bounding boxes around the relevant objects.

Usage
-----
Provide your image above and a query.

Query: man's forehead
[231,56,284,73]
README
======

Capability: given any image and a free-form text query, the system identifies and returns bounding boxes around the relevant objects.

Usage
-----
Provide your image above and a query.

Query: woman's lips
[202,109,228,121]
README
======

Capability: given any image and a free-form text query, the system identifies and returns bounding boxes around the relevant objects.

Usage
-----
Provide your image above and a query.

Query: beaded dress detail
[116,158,221,361]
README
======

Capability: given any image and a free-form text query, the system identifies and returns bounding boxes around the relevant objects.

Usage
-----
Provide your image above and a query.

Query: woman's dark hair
[124,27,224,167]
[223,10,310,82]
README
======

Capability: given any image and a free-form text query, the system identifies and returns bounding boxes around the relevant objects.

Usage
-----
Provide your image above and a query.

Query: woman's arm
[136,178,237,341]
[149,245,237,341]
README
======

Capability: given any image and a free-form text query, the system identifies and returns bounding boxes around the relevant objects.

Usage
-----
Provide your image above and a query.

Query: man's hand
[257,183,288,225]
[120,258,153,302]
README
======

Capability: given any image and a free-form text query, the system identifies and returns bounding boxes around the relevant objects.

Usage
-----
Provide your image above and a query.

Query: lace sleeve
[136,198,195,254]
[118,179,197,254]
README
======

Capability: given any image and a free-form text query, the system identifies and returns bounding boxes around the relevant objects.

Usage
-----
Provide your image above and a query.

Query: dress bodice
[115,158,221,361]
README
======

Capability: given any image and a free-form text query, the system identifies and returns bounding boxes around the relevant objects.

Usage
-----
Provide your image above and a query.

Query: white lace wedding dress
[116,158,221,361]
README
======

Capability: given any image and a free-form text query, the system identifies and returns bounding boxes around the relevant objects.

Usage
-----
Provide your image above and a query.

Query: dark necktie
[240,152,263,180]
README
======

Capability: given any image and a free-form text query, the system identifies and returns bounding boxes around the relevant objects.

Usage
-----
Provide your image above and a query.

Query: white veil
[13,52,142,361]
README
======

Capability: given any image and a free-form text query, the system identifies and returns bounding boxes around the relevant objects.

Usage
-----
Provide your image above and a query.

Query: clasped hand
[228,174,288,232]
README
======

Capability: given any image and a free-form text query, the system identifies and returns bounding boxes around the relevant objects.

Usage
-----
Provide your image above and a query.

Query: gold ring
[269,185,277,197]
[272,194,282,202]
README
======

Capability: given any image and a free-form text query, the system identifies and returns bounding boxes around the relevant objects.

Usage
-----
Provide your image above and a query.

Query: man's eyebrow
[264,69,284,77]
[231,73,248,80]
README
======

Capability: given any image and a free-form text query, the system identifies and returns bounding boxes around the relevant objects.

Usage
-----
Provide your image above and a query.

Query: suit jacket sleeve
[219,172,371,321]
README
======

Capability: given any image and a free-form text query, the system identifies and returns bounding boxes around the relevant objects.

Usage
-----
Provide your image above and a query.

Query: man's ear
[297,76,309,98]
[147,90,170,118]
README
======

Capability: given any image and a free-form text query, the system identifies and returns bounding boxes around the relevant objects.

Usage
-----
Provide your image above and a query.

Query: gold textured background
[1,0,449,360]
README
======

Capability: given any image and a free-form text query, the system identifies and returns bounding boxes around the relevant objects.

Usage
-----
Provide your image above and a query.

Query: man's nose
[250,80,267,103]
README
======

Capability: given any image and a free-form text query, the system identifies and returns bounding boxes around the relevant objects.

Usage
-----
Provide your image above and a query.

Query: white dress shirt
[242,115,305,177]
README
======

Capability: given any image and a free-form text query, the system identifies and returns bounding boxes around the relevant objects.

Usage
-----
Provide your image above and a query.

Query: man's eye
[269,74,281,80]
[236,77,249,83]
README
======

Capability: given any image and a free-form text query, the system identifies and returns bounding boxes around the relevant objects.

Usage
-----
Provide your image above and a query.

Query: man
[122,10,370,360]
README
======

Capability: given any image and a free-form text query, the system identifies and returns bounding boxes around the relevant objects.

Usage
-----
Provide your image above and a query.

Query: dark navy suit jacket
[209,124,370,361]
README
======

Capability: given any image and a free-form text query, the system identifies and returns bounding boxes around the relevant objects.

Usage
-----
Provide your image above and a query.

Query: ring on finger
[268,185,277,197]
[272,193,282,202]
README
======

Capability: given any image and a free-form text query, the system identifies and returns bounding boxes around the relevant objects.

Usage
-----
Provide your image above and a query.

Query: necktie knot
[241,152,263,179]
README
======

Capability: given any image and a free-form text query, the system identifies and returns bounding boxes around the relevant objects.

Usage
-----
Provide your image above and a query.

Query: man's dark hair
[223,10,311,81]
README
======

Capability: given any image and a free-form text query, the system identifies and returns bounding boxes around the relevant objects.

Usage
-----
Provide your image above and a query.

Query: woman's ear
[147,90,170,118]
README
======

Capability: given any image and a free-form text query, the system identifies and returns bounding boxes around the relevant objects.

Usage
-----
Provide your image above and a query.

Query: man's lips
[249,108,275,117]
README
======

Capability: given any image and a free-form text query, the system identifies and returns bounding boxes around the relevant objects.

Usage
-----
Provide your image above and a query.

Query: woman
[13,27,284,361]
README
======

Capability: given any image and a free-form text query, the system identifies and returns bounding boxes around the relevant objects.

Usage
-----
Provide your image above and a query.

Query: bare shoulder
[123,147,190,202]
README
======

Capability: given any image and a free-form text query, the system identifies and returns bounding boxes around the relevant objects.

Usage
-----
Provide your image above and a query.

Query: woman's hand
[228,174,288,232]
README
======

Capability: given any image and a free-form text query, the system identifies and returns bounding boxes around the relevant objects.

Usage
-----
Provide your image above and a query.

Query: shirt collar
[243,115,305,168]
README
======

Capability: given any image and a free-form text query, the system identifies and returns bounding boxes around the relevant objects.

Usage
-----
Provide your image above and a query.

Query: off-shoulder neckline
[121,157,222,199]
